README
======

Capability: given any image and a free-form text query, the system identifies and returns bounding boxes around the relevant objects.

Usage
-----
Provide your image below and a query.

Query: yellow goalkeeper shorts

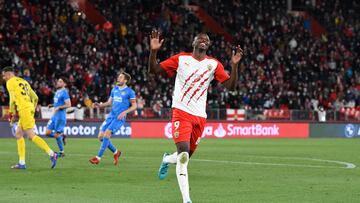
[18,108,36,130]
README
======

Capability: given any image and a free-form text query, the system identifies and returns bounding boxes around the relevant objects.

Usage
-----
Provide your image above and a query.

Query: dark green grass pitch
[0,138,359,203]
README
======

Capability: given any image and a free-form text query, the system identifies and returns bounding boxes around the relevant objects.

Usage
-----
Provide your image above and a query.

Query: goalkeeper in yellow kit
[2,67,58,169]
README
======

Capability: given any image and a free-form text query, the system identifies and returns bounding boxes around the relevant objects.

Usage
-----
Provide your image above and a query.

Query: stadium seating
[0,0,358,117]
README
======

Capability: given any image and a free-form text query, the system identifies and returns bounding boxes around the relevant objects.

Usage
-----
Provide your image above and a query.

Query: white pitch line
[0,151,356,169]
[190,158,354,169]
[239,155,357,169]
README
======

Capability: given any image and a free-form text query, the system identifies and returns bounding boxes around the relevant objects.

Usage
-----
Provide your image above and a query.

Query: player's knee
[176,143,190,154]
[27,134,34,140]
[15,133,23,140]
[177,152,189,164]
[45,130,51,136]
[104,131,112,138]
[98,133,104,141]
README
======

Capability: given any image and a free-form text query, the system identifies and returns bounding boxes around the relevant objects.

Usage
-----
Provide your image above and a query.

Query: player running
[2,67,58,169]
[148,30,243,203]
[89,72,137,165]
[45,77,71,157]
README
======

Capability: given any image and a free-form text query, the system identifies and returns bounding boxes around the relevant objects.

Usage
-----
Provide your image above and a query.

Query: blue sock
[99,138,116,153]
[97,137,110,158]
[56,136,64,152]
[47,132,55,138]
[107,140,117,153]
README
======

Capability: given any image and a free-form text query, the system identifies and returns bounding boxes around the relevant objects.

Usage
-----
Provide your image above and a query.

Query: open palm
[150,30,164,51]
[231,45,244,65]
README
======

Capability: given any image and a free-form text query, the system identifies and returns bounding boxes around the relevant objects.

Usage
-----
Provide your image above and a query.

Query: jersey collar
[117,85,128,90]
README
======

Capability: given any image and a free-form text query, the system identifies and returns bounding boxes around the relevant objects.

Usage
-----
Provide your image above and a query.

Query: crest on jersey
[121,91,126,95]
[207,64,213,70]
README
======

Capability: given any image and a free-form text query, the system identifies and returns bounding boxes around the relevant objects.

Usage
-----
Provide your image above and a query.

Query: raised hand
[149,30,164,51]
[231,45,244,66]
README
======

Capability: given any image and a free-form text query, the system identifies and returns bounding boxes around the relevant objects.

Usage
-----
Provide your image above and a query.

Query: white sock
[113,150,118,155]
[176,152,191,203]
[19,160,26,165]
[96,156,101,160]
[163,152,177,164]
[49,150,54,157]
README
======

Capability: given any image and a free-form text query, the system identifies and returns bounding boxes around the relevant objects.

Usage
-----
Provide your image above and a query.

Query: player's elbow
[148,64,163,74]
[222,80,235,91]
[148,65,158,74]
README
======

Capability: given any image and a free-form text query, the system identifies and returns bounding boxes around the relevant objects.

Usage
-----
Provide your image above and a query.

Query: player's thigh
[54,119,66,133]
[172,116,193,144]
[18,108,35,130]
[100,117,112,132]
[189,117,206,153]
[106,119,125,136]
[46,118,55,133]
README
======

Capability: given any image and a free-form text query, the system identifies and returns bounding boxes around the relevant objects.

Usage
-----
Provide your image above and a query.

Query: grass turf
[0,138,359,203]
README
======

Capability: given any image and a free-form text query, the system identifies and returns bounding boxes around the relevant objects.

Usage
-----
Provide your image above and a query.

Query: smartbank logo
[165,123,282,138]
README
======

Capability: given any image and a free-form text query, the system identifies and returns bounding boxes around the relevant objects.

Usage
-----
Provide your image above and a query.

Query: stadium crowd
[0,0,358,116]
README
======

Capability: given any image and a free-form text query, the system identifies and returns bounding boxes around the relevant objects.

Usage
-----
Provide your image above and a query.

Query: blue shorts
[47,117,66,133]
[100,116,124,133]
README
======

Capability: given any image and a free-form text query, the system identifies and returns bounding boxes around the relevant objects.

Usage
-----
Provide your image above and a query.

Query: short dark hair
[58,76,68,85]
[2,66,14,73]
[120,71,131,82]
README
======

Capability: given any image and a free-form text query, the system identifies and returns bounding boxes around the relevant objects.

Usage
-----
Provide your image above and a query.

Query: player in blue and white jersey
[45,77,71,157]
[89,72,137,165]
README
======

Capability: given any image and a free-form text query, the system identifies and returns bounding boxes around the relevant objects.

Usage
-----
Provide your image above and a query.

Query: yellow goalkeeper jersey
[6,76,38,112]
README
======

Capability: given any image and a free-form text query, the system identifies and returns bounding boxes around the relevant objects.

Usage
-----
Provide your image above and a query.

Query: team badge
[207,64,213,70]
[121,91,126,95]
[174,131,180,138]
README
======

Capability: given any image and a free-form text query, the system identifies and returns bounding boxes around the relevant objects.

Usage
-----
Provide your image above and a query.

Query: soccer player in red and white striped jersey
[148,30,243,203]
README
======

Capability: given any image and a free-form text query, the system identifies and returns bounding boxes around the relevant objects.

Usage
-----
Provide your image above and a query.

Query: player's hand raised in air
[150,30,164,51]
[231,45,244,66]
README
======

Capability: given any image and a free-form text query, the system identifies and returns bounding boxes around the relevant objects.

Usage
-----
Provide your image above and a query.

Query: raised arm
[222,45,244,90]
[148,30,165,74]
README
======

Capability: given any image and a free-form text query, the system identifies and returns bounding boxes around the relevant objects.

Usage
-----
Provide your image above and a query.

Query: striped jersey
[160,52,230,118]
